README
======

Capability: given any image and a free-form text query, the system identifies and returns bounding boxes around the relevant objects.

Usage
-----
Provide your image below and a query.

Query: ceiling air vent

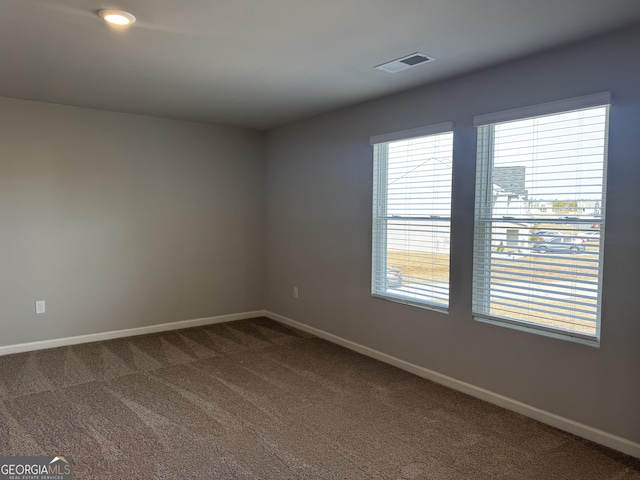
[374,53,435,73]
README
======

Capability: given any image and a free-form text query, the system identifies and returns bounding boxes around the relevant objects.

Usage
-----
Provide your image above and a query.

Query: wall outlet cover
[35,300,46,314]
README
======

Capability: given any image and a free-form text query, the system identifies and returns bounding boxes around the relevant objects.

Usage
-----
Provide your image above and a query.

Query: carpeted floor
[0,317,638,479]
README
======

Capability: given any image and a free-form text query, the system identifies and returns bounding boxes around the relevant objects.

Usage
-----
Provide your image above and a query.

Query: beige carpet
[0,317,637,479]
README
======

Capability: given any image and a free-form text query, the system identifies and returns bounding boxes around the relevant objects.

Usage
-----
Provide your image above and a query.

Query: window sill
[473,314,600,347]
[372,292,449,315]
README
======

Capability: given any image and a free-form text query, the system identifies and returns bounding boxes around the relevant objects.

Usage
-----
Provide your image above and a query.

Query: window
[371,123,454,312]
[472,93,610,344]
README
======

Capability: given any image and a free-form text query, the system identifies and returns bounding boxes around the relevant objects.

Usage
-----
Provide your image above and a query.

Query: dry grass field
[388,241,600,335]
[388,251,450,283]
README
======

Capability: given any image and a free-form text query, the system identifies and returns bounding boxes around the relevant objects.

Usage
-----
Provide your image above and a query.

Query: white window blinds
[472,94,610,342]
[371,124,453,311]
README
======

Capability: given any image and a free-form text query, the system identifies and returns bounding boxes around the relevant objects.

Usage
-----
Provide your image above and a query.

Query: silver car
[532,236,586,254]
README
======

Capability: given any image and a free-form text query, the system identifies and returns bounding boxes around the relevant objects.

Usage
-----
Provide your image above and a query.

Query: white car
[582,231,601,240]
[532,230,561,237]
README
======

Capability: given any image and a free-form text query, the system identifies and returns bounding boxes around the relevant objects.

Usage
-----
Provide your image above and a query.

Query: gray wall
[265,25,640,443]
[0,97,265,346]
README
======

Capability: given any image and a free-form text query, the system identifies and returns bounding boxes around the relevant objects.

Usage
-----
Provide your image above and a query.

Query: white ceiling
[2,0,640,130]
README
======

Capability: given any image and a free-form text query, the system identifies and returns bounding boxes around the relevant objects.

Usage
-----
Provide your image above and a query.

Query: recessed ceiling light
[98,10,136,26]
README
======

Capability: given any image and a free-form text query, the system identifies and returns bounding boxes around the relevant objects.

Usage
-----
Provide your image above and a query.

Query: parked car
[532,236,586,254]
[387,267,403,288]
[582,230,601,240]
[531,230,561,239]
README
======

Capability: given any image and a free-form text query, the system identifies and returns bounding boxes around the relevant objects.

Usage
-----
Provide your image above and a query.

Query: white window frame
[370,122,454,313]
[472,92,611,345]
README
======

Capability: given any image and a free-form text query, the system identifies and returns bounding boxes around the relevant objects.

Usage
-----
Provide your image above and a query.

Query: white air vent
[374,53,435,73]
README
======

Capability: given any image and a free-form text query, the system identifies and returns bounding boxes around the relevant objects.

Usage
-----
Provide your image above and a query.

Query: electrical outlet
[35,300,46,314]
[293,287,299,299]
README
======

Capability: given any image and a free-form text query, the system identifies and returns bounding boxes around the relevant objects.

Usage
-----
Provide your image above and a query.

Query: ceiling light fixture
[98,10,136,26]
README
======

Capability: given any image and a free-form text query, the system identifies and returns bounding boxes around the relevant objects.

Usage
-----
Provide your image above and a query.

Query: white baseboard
[265,310,640,460]
[0,310,266,357]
